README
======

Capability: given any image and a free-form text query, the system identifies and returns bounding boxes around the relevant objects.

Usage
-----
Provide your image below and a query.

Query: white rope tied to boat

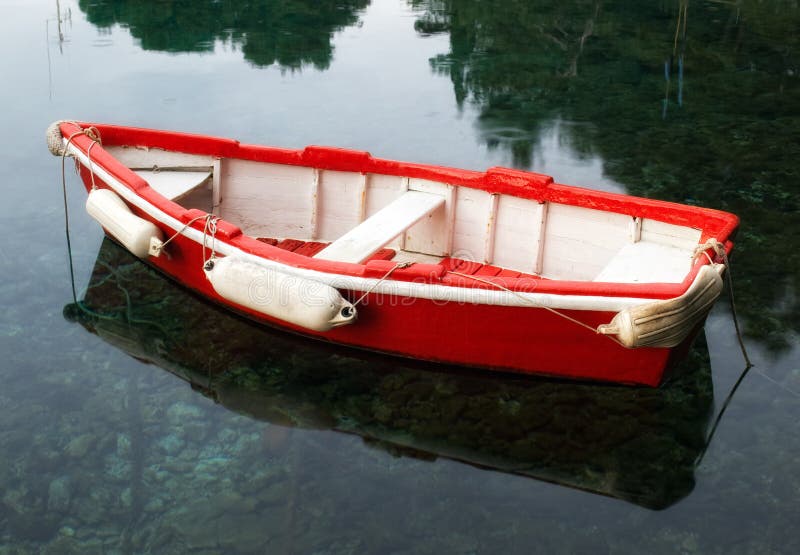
[47,120,102,156]
[351,262,413,308]
[692,237,726,264]
[151,213,221,270]
[447,270,622,345]
[202,215,220,270]
[151,214,210,254]
[54,122,103,192]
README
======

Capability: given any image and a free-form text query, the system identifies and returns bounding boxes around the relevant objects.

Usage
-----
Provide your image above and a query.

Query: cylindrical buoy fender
[86,188,164,259]
[204,257,357,332]
[598,264,724,348]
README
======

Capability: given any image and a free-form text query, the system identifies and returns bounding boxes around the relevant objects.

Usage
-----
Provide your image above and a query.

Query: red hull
[56,121,738,386]
[75,170,682,387]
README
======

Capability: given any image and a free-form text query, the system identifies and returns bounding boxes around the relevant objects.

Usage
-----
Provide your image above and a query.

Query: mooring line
[447,270,624,346]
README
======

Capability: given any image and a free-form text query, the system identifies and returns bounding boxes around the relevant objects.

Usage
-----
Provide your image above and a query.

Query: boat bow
[598,264,725,348]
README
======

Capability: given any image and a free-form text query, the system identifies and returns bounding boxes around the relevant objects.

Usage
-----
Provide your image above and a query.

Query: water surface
[1,1,799,553]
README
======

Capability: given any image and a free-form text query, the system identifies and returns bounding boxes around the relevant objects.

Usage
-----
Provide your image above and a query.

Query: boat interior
[108,145,703,284]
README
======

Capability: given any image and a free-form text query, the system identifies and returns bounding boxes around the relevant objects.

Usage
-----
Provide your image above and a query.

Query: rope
[693,239,752,368]
[151,213,220,271]
[55,122,166,328]
[57,123,104,306]
[689,238,764,468]
[60,136,78,305]
[152,214,211,254]
[61,124,102,190]
[695,361,800,467]
[351,262,413,307]
[694,360,753,467]
[752,367,800,399]
[447,270,622,344]
[202,216,220,270]
[86,139,99,189]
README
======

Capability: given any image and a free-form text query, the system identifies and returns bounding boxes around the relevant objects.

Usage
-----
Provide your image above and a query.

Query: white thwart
[134,169,211,201]
[315,190,445,264]
[593,241,693,284]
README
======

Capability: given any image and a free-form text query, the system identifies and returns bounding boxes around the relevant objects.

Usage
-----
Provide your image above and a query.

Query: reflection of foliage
[411,0,800,350]
[78,0,369,70]
[69,239,714,510]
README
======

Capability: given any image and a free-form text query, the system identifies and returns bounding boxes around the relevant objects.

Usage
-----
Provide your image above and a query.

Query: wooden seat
[593,241,692,284]
[134,168,212,201]
[314,190,445,264]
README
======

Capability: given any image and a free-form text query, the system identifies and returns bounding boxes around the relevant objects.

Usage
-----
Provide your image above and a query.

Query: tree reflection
[78,0,369,70]
[411,0,800,351]
[66,238,716,511]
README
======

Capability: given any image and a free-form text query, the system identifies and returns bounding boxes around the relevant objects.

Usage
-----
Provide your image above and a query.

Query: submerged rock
[64,434,96,458]
[157,434,185,456]
[41,536,83,555]
[47,476,71,514]
[116,433,131,457]
[166,402,204,424]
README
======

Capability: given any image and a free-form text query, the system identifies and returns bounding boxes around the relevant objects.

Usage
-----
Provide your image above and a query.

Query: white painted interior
[404,179,455,257]
[106,145,215,168]
[540,203,632,280]
[316,170,367,242]
[451,186,493,263]
[593,242,693,284]
[112,147,706,282]
[364,174,407,217]
[641,218,702,249]
[218,160,314,239]
[132,169,211,201]
[107,146,217,211]
[67,139,716,312]
[492,196,546,273]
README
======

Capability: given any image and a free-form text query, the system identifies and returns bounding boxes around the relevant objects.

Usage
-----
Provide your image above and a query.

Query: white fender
[598,264,725,348]
[86,188,164,259]
[204,256,356,332]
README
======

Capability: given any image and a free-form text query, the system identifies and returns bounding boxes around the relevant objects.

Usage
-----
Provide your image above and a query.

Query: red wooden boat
[47,121,738,386]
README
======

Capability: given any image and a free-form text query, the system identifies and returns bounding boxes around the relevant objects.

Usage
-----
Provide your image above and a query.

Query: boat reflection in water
[65,238,715,510]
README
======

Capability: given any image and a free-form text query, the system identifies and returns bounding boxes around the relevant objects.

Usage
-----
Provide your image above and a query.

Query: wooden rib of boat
[47,121,739,386]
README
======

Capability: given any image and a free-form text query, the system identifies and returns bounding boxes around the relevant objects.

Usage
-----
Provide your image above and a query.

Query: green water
[1,0,799,553]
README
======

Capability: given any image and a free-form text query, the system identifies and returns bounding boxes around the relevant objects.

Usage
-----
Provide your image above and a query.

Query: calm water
[1,0,799,553]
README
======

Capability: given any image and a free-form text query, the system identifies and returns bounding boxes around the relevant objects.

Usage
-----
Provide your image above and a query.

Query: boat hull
[79,165,690,386]
[55,121,738,386]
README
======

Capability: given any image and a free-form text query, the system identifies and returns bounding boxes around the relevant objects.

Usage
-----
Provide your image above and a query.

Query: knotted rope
[151,213,220,270]
[693,238,751,367]
[202,215,220,270]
